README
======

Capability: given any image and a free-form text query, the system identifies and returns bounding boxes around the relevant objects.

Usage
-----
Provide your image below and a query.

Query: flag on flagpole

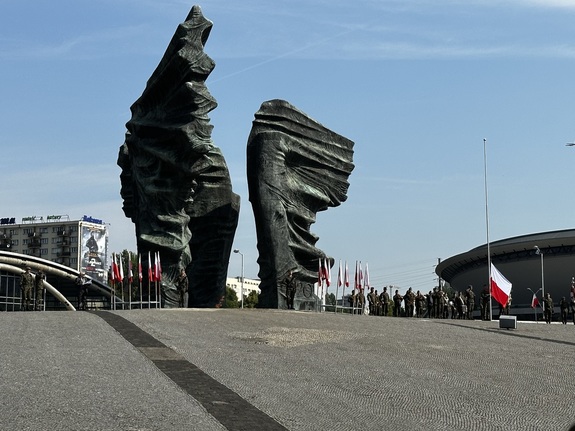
[363,262,370,290]
[138,254,143,282]
[318,259,323,286]
[112,253,120,282]
[490,263,512,307]
[337,261,343,288]
[358,261,363,292]
[324,258,331,287]
[344,261,349,288]
[118,253,124,282]
[531,293,539,308]
[148,251,153,282]
[155,251,162,282]
[128,252,133,284]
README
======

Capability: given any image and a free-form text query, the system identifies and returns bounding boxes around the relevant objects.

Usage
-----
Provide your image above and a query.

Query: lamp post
[534,246,545,302]
[233,249,244,308]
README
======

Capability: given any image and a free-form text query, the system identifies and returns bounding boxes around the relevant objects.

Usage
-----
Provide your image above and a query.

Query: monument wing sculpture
[247,99,354,308]
[118,5,239,308]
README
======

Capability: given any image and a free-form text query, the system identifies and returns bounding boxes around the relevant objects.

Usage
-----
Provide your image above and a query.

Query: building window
[41,249,48,255]
[71,247,77,253]
[39,227,48,234]
[22,239,28,245]
[12,240,18,246]
[23,228,31,235]
[41,238,48,244]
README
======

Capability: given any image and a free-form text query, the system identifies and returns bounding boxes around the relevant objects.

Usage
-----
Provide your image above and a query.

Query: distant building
[0,214,108,283]
[226,276,261,299]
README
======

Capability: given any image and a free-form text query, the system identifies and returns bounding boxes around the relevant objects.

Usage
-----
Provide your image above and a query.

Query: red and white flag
[337,261,343,288]
[148,251,153,282]
[318,259,323,285]
[363,262,370,290]
[128,252,133,284]
[324,257,331,287]
[531,293,539,308]
[344,261,349,287]
[490,263,512,307]
[154,251,162,282]
[138,254,143,282]
[112,253,121,282]
[118,253,125,282]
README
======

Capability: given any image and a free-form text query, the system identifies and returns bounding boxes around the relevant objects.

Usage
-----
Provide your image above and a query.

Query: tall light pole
[483,138,493,321]
[233,249,244,308]
[534,245,545,301]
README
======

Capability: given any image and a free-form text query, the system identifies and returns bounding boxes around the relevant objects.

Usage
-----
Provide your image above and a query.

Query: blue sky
[2,0,575,296]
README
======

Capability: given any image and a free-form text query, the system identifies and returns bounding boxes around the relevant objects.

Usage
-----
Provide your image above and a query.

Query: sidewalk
[1,309,574,430]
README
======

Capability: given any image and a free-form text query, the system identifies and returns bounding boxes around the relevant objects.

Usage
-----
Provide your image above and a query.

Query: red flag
[357,261,363,292]
[138,254,143,282]
[337,260,343,288]
[531,293,539,308]
[112,253,121,282]
[148,251,153,282]
[154,251,162,282]
[324,258,331,287]
[491,263,512,307]
[344,261,349,287]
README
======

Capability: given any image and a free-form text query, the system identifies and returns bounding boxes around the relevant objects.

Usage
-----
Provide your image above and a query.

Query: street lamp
[233,249,244,308]
[534,245,545,302]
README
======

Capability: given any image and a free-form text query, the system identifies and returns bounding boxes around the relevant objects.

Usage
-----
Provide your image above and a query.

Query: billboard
[80,224,108,283]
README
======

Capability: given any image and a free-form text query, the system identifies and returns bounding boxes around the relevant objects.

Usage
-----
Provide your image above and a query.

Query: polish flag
[324,258,331,287]
[138,254,143,282]
[531,293,539,308]
[337,261,343,288]
[112,253,121,282]
[128,252,133,284]
[490,263,512,307]
[148,251,153,282]
[118,253,124,282]
[363,262,370,290]
[344,261,349,287]
[154,251,162,282]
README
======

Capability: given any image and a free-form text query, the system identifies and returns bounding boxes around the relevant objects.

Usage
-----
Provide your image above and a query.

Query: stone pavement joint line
[93,311,288,431]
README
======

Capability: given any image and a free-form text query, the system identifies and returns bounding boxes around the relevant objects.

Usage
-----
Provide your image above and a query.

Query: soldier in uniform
[20,266,34,311]
[357,289,366,315]
[75,272,91,310]
[392,289,403,317]
[466,285,475,320]
[367,287,376,315]
[560,296,569,324]
[379,287,390,316]
[175,268,188,308]
[480,284,491,320]
[283,270,296,310]
[348,289,356,312]
[543,293,553,324]
[404,287,415,317]
[426,291,434,318]
[34,269,46,311]
[415,290,425,318]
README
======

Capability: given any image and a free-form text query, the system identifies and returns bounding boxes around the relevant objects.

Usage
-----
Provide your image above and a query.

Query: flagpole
[483,138,493,322]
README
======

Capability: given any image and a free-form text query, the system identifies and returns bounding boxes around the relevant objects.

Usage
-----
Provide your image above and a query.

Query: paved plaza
[1,309,574,430]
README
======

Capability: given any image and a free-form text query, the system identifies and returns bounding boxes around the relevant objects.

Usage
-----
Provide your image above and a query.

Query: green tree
[244,290,259,308]
[224,286,239,308]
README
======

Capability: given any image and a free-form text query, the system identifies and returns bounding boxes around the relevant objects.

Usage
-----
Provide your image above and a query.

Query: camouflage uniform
[34,270,46,311]
[20,268,34,311]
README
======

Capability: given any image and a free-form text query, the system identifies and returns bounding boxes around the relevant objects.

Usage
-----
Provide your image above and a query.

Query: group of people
[348,285,511,320]
[19,266,46,311]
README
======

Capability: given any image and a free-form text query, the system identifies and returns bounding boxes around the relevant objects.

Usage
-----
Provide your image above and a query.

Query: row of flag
[109,251,162,284]
[318,259,370,292]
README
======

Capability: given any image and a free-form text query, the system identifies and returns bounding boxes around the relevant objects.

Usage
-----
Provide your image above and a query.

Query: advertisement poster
[80,224,108,283]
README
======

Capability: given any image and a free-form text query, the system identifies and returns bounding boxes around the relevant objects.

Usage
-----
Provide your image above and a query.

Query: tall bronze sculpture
[247,100,355,309]
[118,5,239,307]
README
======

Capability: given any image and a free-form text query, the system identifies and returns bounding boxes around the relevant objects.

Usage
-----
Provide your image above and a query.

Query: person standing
[415,290,425,318]
[466,285,475,320]
[20,266,34,311]
[283,270,296,310]
[404,288,415,317]
[34,269,46,311]
[75,272,91,311]
[480,285,491,321]
[560,297,569,325]
[380,287,389,316]
[392,290,403,317]
[543,293,553,324]
[367,287,376,315]
[175,268,188,308]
